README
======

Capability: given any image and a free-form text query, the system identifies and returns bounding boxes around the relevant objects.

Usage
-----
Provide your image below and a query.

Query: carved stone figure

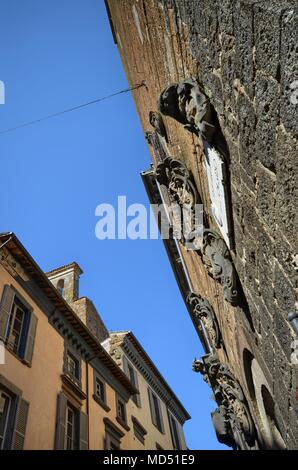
[193,355,256,450]
[158,78,215,141]
[156,156,202,250]
[149,111,168,141]
[187,292,221,348]
[202,229,238,305]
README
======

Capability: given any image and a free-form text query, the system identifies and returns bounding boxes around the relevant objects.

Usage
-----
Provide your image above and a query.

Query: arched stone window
[56,279,65,298]
[242,348,286,450]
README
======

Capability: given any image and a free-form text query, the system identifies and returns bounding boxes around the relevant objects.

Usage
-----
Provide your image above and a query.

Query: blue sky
[0,0,225,450]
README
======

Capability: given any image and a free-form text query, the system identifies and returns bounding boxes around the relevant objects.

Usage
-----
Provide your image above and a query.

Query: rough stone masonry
[106,0,298,449]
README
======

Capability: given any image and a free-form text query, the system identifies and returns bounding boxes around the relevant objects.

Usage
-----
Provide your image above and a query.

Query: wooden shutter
[0,285,14,340]
[133,370,141,407]
[55,392,67,450]
[123,355,129,376]
[79,411,89,450]
[23,312,38,366]
[12,398,29,450]
[148,388,157,426]
[157,399,165,434]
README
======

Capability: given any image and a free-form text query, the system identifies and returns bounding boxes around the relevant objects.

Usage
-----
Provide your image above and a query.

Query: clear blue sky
[0,0,225,450]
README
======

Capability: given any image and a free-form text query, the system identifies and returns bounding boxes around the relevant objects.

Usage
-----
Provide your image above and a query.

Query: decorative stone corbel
[158,78,215,142]
[156,156,202,250]
[202,229,238,305]
[145,111,168,162]
[187,292,221,348]
[149,111,168,142]
[193,354,257,450]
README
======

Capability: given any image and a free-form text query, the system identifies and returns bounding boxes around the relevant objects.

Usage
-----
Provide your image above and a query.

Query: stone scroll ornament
[202,229,238,305]
[145,111,168,162]
[192,356,256,450]
[156,156,202,250]
[187,292,221,348]
[158,78,215,142]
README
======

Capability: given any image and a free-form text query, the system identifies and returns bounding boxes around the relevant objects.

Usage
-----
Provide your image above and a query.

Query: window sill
[116,416,130,432]
[93,394,110,412]
[3,341,31,368]
[61,374,86,400]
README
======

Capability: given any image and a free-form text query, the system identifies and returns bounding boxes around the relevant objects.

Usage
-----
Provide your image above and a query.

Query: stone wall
[107,0,298,449]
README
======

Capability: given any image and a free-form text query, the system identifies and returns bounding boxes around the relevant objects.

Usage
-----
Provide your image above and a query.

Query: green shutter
[148,388,157,426]
[157,399,165,434]
[55,393,67,450]
[24,312,38,366]
[123,355,129,376]
[133,370,141,407]
[12,398,29,450]
[0,285,14,340]
[79,411,89,450]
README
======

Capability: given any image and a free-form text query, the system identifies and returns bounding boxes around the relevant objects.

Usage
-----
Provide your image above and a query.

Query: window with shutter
[148,388,164,433]
[0,390,11,449]
[55,392,67,450]
[0,285,15,341]
[79,411,88,450]
[168,411,182,450]
[12,398,29,450]
[0,285,37,365]
[123,356,141,407]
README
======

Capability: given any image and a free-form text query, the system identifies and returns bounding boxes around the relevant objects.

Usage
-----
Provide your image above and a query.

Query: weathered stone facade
[107,0,298,449]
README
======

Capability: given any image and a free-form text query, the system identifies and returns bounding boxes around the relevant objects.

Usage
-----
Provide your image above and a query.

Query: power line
[0,81,146,136]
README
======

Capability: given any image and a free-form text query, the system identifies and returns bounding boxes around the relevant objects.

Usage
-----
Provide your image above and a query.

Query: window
[64,405,78,450]
[115,395,129,430]
[64,349,82,390]
[56,279,65,297]
[0,390,11,449]
[148,388,164,433]
[0,379,29,450]
[6,300,26,354]
[168,412,182,450]
[66,352,80,379]
[95,377,105,403]
[123,356,141,407]
[55,393,88,450]
[132,416,147,445]
[104,418,124,450]
[0,285,37,366]
[117,398,126,423]
[92,370,110,411]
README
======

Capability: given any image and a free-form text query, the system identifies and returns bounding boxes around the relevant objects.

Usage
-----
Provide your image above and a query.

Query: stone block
[280,7,298,138]
[276,127,298,250]
[217,0,234,35]
[274,306,296,361]
[274,260,297,313]
[275,230,298,286]
[254,2,282,79]
[255,74,279,172]
[237,93,256,176]
[256,163,276,229]
[234,0,255,98]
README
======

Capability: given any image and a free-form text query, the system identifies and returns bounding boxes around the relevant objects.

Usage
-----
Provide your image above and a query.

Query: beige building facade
[0,232,189,450]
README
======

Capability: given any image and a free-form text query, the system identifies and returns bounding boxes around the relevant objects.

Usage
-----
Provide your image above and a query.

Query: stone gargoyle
[158,78,215,142]
[202,229,239,305]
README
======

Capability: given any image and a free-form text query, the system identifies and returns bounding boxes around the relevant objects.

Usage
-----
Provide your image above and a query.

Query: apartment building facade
[0,232,189,450]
